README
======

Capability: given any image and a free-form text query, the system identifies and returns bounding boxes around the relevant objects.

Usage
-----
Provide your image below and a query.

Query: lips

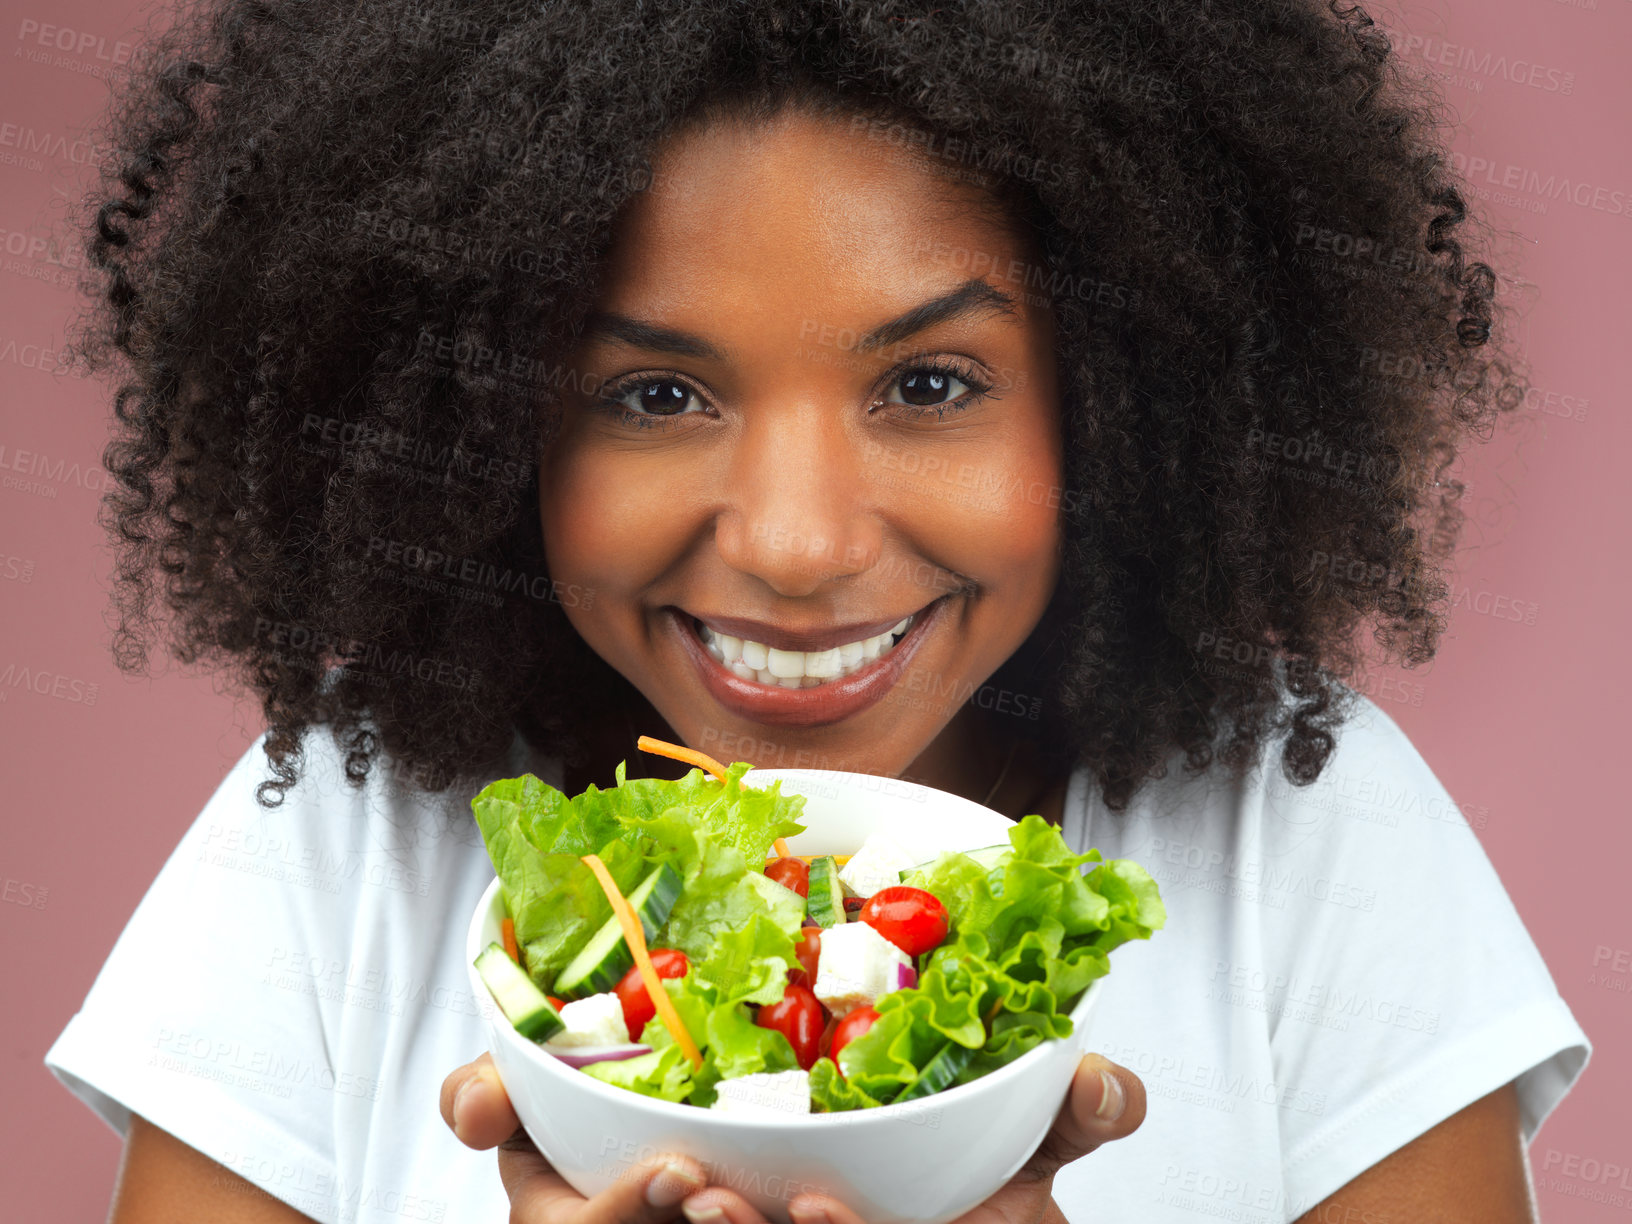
[667,596,947,728]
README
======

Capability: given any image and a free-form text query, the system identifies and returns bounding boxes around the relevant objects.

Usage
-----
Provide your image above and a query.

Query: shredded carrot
[636,735,728,783]
[772,838,792,858]
[501,917,520,965]
[789,853,851,866]
[581,853,704,1070]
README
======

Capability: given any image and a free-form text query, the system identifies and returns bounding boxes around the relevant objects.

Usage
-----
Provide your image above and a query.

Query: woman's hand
[440,1052,1145,1224]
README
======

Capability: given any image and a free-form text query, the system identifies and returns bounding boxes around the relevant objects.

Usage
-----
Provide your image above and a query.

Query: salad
[470,737,1165,1116]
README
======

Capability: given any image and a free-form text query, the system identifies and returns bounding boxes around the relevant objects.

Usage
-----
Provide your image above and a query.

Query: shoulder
[1066,685,1588,1215]
[193,721,562,876]
[1071,684,1477,870]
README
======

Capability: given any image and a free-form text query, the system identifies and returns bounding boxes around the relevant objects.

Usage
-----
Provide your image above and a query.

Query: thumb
[1025,1054,1147,1178]
[439,1052,522,1150]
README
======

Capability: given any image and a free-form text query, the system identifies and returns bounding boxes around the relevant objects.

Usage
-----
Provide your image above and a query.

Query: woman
[44,0,1586,1221]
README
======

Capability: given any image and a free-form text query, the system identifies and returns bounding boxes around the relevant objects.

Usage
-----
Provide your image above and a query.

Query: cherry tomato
[755,983,824,1070]
[858,886,949,956]
[613,948,689,1041]
[764,856,810,898]
[546,996,566,1010]
[786,927,821,990]
[830,1005,880,1068]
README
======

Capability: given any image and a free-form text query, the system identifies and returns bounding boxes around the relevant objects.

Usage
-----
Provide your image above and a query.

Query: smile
[695,616,914,688]
[666,597,948,728]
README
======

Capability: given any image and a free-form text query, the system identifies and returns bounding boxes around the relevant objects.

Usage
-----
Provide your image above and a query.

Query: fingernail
[451,1078,479,1137]
[646,1160,706,1209]
[682,1200,726,1223]
[1095,1068,1126,1121]
[790,1204,832,1224]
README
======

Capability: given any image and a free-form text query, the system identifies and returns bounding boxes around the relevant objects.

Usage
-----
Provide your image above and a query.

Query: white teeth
[765,646,806,679]
[803,647,843,679]
[695,613,919,687]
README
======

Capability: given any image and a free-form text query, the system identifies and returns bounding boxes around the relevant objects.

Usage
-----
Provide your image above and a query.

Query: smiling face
[539,106,1063,791]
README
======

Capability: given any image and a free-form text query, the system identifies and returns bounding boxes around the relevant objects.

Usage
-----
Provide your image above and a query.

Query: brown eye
[877,359,991,415]
[599,376,704,418]
[892,368,966,407]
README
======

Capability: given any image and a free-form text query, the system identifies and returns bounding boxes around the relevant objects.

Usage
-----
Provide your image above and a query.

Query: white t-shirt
[44,695,1589,1224]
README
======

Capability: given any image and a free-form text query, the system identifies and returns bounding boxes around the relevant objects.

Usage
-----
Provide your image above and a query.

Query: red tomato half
[857,886,949,956]
[613,948,690,1041]
[829,1005,880,1068]
[786,926,821,990]
[764,856,810,898]
[546,996,566,1010]
[756,983,824,1070]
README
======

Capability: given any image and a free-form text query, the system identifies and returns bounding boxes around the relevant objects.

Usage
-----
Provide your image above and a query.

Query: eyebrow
[578,277,1021,362]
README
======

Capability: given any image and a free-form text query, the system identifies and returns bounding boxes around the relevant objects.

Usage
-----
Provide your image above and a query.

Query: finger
[438,1052,521,1149]
[789,1192,863,1224]
[507,1147,711,1224]
[497,1129,575,1218]
[671,1185,772,1224]
[1024,1054,1147,1178]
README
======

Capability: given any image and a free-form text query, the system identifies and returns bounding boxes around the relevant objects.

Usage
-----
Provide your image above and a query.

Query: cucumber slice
[554,862,684,999]
[894,1039,978,1102]
[806,856,845,928]
[475,942,566,1042]
[899,843,1011,883]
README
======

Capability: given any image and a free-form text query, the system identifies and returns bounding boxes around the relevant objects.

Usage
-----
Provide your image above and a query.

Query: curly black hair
[71,0,1527,809]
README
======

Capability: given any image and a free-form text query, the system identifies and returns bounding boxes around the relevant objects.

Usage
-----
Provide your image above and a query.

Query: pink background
[1,0,1627,1217]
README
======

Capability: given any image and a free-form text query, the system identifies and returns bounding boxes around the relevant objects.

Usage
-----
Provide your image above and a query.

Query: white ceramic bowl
[465,767,1109,1224]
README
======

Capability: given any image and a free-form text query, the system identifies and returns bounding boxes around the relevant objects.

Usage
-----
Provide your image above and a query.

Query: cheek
[889,418,1064,594]
[538,439,693,596]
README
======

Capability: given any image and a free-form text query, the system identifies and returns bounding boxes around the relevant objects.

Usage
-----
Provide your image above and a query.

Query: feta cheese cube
[838,831,919,898]
[544,992,627,1048]
[709,1069,812,1117]
[813,920,913,1017]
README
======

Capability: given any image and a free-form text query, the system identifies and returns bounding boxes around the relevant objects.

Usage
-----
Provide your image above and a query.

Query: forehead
[596,109,1034,314]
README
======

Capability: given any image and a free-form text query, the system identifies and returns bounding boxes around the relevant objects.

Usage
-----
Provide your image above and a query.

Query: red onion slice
[896,962,918,990]
[542,1042,652,1068]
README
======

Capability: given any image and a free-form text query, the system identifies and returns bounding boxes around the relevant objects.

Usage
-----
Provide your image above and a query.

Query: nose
[713,406,882,598]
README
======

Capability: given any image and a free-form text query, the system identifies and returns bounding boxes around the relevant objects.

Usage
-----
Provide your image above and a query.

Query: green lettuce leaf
[809,1057,882,1111]
[615,789,805,962]
[579,1042,695,1102]
[470,760,807,986]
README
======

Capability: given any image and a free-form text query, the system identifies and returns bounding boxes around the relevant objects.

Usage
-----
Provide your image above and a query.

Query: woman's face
[540,108,1063,780]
